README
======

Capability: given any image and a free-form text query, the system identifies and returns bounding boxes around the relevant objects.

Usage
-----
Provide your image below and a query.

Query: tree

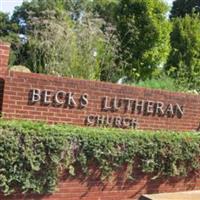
[115,0,171,81]
[90,0,125,82]
[0,12,20,65]
[166,14,200,91]
[170,0,200,18]
[11,0,117,80]
[0,12,19,38]
[8,0,172,83]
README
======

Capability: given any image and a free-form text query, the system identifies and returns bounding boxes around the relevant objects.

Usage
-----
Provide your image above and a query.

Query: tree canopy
[115,0,171,81]
[9,0,118,80]
[0,12,20,65]
[166,14,200,91]
[0,0,199,93]
[4,0,171,82]
[170,0,200,18]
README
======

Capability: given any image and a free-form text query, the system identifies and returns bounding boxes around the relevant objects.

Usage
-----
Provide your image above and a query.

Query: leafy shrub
[166,14,200,92]
[0,120,200,195]
[131,76,186,92]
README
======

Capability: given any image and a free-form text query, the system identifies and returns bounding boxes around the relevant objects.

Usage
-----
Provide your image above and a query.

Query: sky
[0,0,175,14]
[0,0,24,14]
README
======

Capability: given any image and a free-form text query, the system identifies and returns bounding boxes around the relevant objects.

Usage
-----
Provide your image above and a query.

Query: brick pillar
[0,42,10,116]
[0,42,10,76]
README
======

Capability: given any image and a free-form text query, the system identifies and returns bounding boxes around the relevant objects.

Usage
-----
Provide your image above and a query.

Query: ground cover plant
[0,120,200,195]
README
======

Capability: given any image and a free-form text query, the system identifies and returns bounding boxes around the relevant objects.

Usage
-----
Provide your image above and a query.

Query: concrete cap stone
[141,190,200,200]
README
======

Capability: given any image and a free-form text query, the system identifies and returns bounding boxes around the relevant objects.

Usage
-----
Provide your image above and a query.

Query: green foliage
[115,0,171,81]
[166,14,200,91]
[0,120,200,195]
[9,0,172,83]
[1,0,200,89]
[131,76,186,92]
[92,0,119,23]
[21,13,104,79]
[0,12,18,40]
[11,0,118,80]
[0,12,20,65]
[170,0,200,18]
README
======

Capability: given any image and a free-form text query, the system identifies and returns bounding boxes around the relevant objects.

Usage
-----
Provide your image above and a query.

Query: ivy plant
[0,120,199,195]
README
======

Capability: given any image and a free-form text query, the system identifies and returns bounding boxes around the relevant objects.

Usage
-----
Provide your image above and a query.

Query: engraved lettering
[122,118,130,128]
[80,93,89,108]
[86,115,95,125]
[165,104,174,117]
[175,104,184,117]
[44,90,52,104]
[130,119,138,129]
[96,115,105,125]
[113,97,121,111]
[115,116,122,127]
[156,101,165,115]
[31,89,41,102]
[55,91,66,105]
[146,101,154,114]
[67,92,77,107]
[124,98,132,112]
[105,115,114,126]
[133,100,145,114]
[102,96,112,111]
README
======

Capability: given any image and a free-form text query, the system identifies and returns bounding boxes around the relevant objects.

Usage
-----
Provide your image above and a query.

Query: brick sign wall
[1,43,200,131]
[1,42,200,200]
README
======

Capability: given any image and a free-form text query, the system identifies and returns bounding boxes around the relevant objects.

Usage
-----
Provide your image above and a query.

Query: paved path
[141,190,200,200]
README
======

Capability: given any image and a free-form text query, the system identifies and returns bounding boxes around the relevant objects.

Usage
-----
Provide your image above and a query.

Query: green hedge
[0,120,200,195]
